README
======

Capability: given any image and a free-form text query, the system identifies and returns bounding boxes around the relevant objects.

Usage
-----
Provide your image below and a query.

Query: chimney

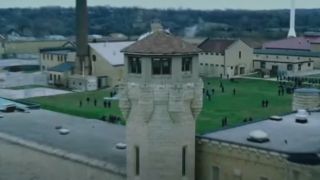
[288,0,297,38]
[75,0,89,75]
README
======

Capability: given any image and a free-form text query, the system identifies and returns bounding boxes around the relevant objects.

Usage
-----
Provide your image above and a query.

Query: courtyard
[24,78,292,134]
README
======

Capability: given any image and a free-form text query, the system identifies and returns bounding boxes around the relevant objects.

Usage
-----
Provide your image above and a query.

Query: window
[260,61,266,69]
[216,64,219,67]
[308,62,311,67]
[216,53,219,56]
[92,55,96,62]
[135,146,140,176]
[239,51,242,59]
[205,52,209,55]
[58,75,61,81]
[260,177,268,180]
[182,57,192,72]
[297,57,300,60]
[231,66,233,70]
[49,74,52,80]
[276,56,279,59]
[200,63,203,66]
[298,64,302,71]
[182,146,187,176]
[205,63,208,66]
[266,55,269,59]
[287,56,289,60]
[152,58,171,75]
[287,64,293,71]
[212,166,220,180]
[64,55,67,62]
[42,54,46,60]
[51,54,53,60]
[128,57,141,74]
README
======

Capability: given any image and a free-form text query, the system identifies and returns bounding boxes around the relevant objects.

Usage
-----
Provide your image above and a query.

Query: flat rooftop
[201,111,320,154]
[0,109,126,170]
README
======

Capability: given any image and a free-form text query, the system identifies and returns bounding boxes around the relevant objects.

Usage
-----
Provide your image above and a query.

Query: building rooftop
[0,109,126,170]
[262,37,311,51]
[198,38,237,53]
[39,47,75,53]
[89,41,135,66]
[200,111,320,164]
[122,31,201,55]
[254,48,320,58]
[0,59,39,68]
[48,62,75,73]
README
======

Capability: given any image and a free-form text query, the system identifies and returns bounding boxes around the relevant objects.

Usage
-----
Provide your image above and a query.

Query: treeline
[0,6,320,39]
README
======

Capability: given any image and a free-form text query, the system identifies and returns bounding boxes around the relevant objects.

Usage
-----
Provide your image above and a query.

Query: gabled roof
[48,62,74,72]
[89,41,135,66]
[121,31,201,55]
[262,37,311,51]
[198,38,236,53]
[254,49,320,58]
[39,47,75,53]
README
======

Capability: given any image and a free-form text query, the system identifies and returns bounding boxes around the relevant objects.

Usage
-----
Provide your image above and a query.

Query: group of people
[100,114,122,124]
[79,97,112,108]
[203,81,237,101]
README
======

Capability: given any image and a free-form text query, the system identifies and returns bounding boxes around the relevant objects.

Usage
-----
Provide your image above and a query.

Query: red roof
[198,39,236,53]
[262,37,311,51]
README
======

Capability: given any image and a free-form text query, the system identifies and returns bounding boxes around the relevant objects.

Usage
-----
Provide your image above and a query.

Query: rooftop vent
[269,115,283,121]
[295,109,308,124]
[247,130,269,143]
[115,143,127,150]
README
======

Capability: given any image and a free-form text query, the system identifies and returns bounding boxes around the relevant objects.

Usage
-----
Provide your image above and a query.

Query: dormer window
[182,57,192,72]
[128,57,141,74]
[152,58,171,75]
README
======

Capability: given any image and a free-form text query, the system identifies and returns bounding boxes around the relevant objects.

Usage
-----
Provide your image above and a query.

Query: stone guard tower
[120,30,203,180]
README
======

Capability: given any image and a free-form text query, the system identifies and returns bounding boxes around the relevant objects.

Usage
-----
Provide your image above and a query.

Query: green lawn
[23,78,292,134]
[197,78,292,134]
[22,89,123,122]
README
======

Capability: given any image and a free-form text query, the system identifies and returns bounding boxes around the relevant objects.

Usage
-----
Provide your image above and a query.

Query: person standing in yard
[265,99,269,108]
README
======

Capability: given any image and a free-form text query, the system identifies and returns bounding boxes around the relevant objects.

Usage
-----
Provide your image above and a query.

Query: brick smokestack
[75,0,89,75]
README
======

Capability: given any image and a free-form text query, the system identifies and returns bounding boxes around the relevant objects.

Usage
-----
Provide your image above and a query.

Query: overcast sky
[0,0,320,10]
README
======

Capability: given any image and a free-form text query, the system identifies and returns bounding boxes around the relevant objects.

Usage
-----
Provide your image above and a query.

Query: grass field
[24,78,293,134]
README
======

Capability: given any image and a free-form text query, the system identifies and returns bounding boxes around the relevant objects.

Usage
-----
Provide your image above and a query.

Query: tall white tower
[119,30,203,180]
[288,0,297,38]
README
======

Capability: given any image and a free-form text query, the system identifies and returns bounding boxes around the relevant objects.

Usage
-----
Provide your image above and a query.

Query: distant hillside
[0,7,320,39]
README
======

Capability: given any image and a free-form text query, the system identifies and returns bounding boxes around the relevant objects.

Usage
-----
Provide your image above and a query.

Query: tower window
[92,55,96,62]
[182,146,187,176]
[128,57,141,74]
[152,58,171,75]
[135,146,140,176]
[239,51,242,59]
[182,57,192,72]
